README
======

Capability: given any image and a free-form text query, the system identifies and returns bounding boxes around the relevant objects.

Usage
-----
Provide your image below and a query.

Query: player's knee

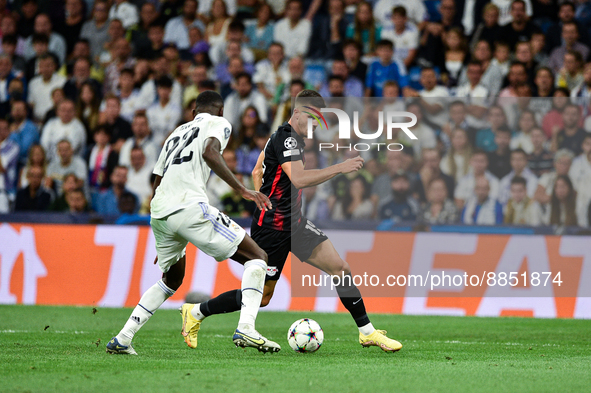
[254,248,268,263]
[330,259,350,277]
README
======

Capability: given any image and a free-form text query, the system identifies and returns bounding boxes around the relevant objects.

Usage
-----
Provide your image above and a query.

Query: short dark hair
[510,176,527,187]
[156,75,173,88]
[392,6,407,17]
[496,126,512,136]
[235,72,252,84]
[31,33,49,45]
[376,39,394,49]
[93,124,111,137]
[228,20,245,33]
[1,34,17,46]
[195,90,224,111]
[295,89,326,109]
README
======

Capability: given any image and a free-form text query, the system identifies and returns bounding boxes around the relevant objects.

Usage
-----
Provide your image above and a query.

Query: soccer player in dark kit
[180,90,403,352]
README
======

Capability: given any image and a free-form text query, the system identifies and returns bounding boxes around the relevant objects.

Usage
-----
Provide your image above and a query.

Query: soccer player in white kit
[107,91,281,354]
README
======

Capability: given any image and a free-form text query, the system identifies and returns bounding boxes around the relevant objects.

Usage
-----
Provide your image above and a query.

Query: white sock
[237,259,266,332]
[359,322,375,336]
[117,279,175,344]
[190,303,206,320]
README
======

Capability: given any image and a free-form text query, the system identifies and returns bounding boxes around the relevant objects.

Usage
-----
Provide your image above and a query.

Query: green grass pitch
[1,305,590,393]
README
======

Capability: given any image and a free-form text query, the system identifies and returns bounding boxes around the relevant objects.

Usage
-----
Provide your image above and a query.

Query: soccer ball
[287,318,324,352]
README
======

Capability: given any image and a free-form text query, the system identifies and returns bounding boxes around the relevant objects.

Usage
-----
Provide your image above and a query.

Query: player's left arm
[252,150,265,191]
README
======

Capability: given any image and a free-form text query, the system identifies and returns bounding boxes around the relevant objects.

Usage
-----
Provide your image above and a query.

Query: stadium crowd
[2,0,591,228]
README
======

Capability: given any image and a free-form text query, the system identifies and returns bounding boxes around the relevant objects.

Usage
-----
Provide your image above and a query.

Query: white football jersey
[151,113,232,219]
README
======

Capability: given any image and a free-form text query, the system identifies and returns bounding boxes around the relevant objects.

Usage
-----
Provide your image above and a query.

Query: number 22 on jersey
[163,126,200,174]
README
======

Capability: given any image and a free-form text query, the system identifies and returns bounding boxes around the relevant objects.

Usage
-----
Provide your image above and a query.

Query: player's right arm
[202,137,272,211]
[281,157,364,189]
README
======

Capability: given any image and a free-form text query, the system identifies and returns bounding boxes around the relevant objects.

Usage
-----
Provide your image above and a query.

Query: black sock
[199,289,242,317]
[334,274,370,327]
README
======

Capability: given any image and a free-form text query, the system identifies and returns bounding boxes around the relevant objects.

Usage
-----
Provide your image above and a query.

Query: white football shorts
[151,201,246,273]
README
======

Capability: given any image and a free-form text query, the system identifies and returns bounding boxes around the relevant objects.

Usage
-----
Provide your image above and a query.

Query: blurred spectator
[371,150,405,208]
[569,133,591,190]
[510,110,537,153]
[499,62,529,105]
[209,20,254,66]
[461,176,503,225]
[490,41,510,78]
[455,61,489,128]
[542,88,570,139]
[18,145,47,189]
[115,190,150,224]
[541,174,578,226]
[378,173,419,221]
[552,103,586,155]
[320,58,364,98]
[232,106,264,174]
[116,68,140,122]
[23,14,67,64]
[80,0,111,63]
[76,82,101,137]
[441,101,477,149]
[130,2,162,58]
[223,72,268,129]
[274,0,311,58]
[534,148,574,205]
[476,105,507,152]
[27,54,65,122]
[163,0,204,51]
[245,2,275,55]
[0,54,22,117]
[417,0,459,71]
[42,88,65,124]
[459,40,504,98]
[126,146,152,206]
[401,102,437,159]
[470,3,501,51]
[548,22,589,74]
[183,64,208,108]
[373,0,426,27]
[503,175,540,225]
[41,99,86,162]
[146,76,182,146]
[119,113,159,169]
[0,15,26,56]
[442,28,467,87]
[332,175,373,220]
[307,0,347,60]
[416,148,455,203]
[1,35,26,77]
[101,95,133,152]
[440,128,472,182]
[546,1,591,53]
[66,187,90,214]
[64,57,102,102]
[92,165,137,215]
[497,0,539,51]
[49,173,81,211]
[404,67,450,129]
[418,177,458,224]
[487,127,513,179]
[8,100,39,166]
[455,150,500,209]
[557,51,585,92]
[108,0,139,30]
[97,19,126,66]
[57,0,86,56]
[137,55,183,110]
[365,40,407,97]
[46,139,88,194]
[103,38,136,95]
[15,165,51,212]
[528,128,554,177]
[381,6,418,69]
[88,125,118,191]
[253,42,289,101]
[342,39,367,86]
[205,0,233,48]
[0,118,19,212]
[498,148,538,204]
[529,67,554,121]
[571,62,591,116]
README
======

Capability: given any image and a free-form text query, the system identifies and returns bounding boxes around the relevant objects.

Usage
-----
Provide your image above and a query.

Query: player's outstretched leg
[306,240,402,352]
[181,234,280,353]
[107,255,185,355]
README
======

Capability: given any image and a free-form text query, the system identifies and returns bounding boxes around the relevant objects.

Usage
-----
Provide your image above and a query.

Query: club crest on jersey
[224,127,231,139]
[284,137,297,149]
[266,266,279,276]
